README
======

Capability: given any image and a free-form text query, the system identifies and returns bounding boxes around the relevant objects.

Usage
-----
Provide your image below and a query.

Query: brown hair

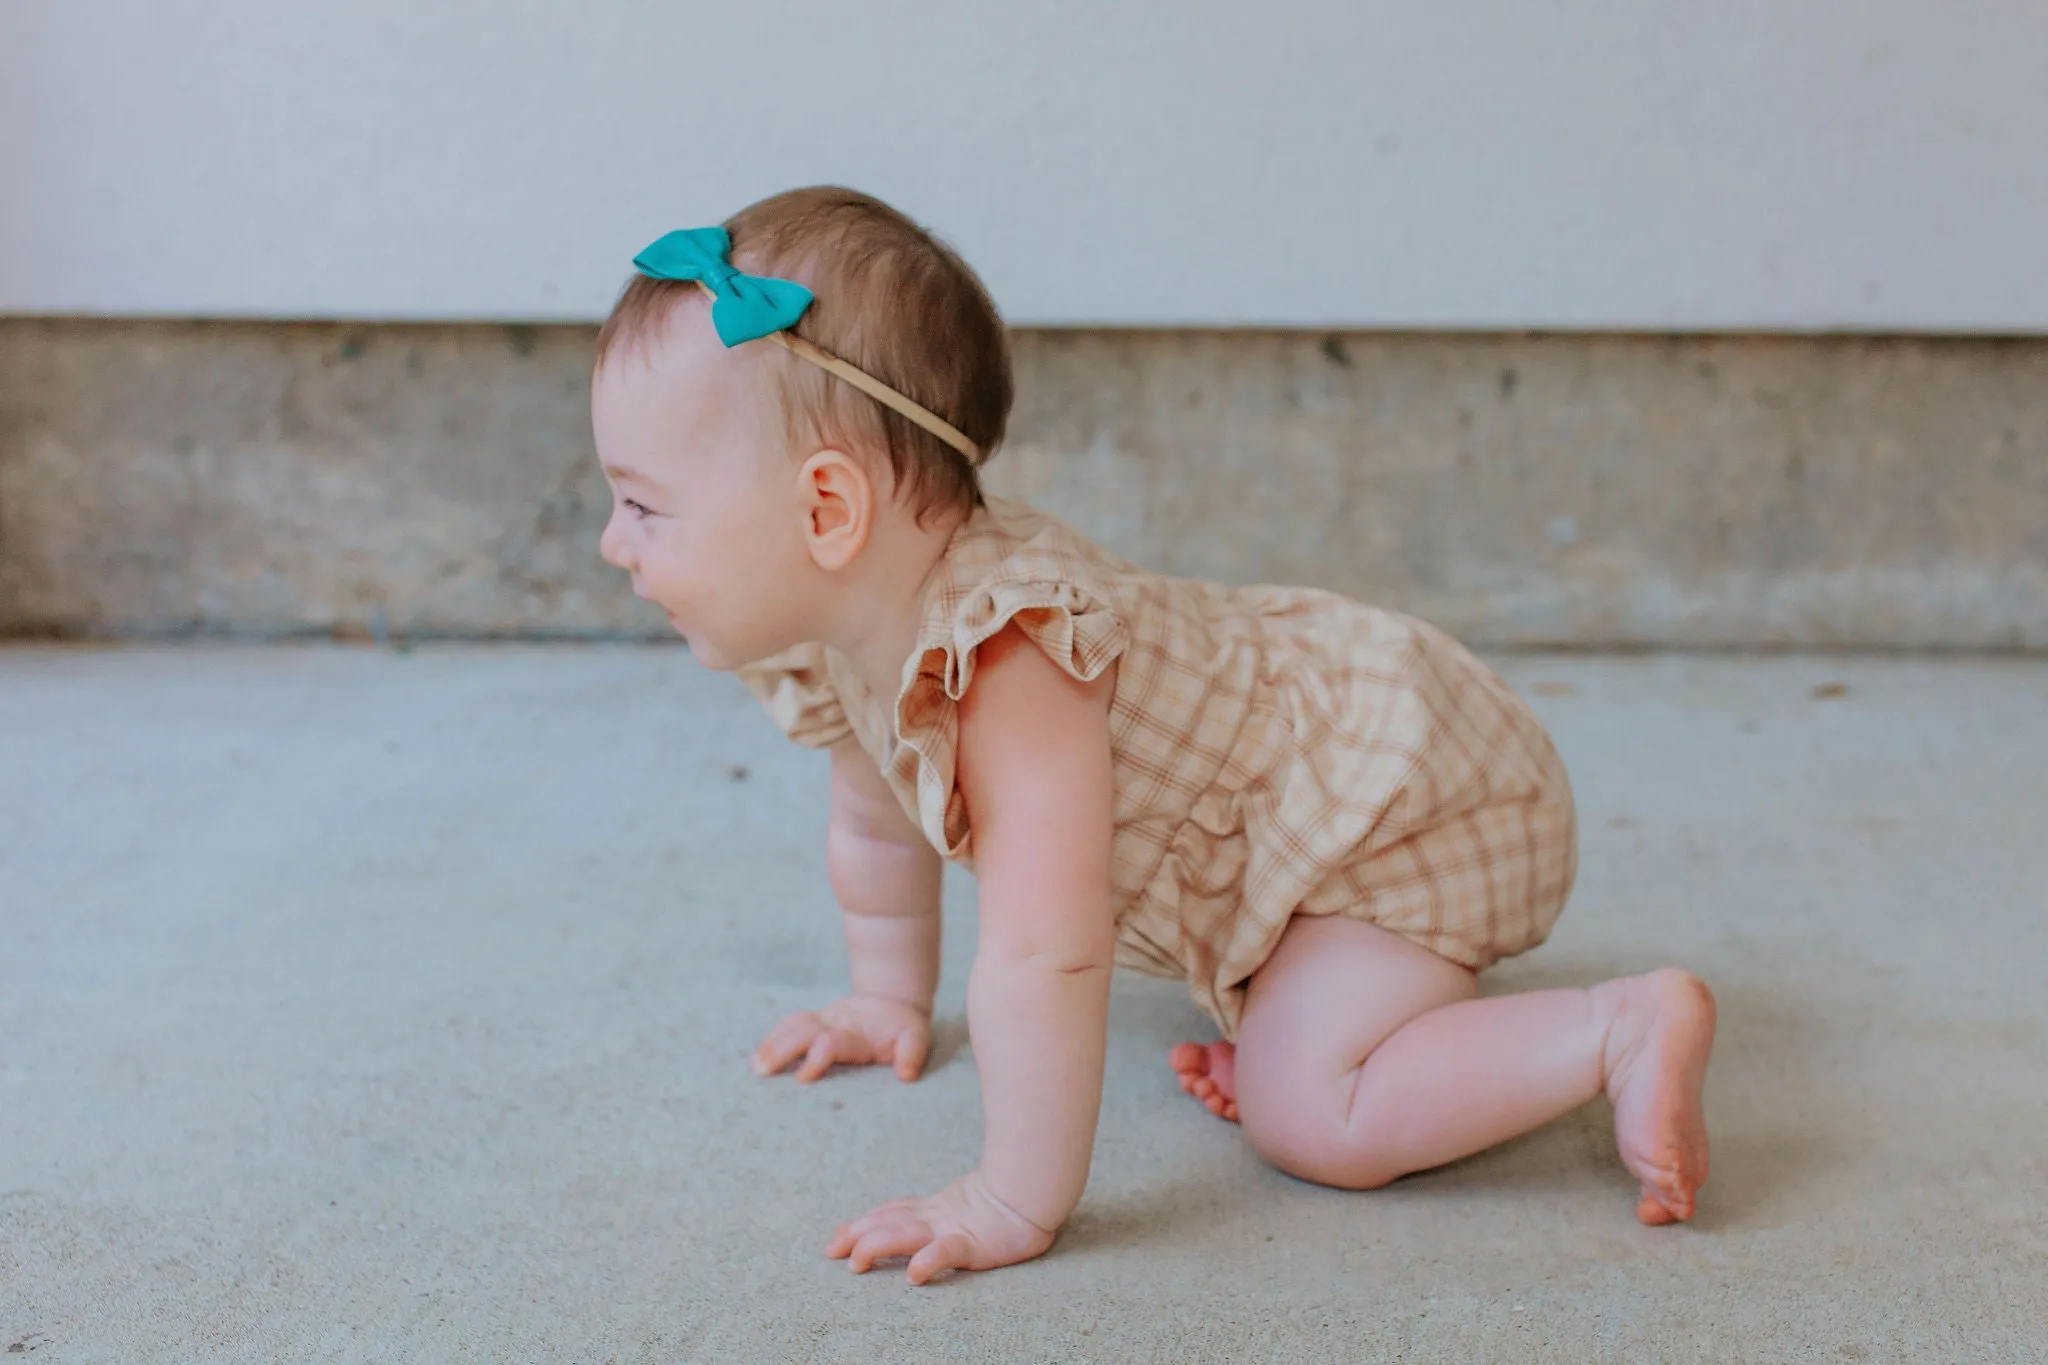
[596,186,1013,521]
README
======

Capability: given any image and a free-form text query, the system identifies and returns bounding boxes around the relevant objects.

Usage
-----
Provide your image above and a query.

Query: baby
[590,187,1717,1285]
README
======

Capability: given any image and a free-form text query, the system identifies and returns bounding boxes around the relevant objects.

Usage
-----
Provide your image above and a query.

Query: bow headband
[631,227,981,462]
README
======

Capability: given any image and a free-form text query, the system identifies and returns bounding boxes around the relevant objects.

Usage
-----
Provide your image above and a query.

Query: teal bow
[631,227,814,347]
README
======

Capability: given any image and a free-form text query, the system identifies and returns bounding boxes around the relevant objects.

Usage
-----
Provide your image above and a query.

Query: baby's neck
[819,506,966,706]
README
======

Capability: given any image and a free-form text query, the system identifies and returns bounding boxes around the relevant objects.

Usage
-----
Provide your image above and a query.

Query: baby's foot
[1168,1041,1239,1123]
[1601,969,1717,1225]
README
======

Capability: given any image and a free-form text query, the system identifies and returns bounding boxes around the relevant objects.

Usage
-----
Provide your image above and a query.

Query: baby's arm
[828,624,1117,1282]
[751,740,943,1082]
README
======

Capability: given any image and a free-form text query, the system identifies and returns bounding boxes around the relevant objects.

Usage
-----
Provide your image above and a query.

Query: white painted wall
[3,1,2044,329]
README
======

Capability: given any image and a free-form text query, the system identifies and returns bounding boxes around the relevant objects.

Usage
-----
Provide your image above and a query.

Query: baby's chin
[661,613,705,658]
[668,622,741,672]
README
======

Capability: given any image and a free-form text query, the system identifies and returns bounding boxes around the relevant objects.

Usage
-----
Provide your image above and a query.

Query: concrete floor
[2,645,2044,1363]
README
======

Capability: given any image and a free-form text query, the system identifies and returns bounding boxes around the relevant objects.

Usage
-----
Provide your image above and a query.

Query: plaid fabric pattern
[737,499,1577,1039]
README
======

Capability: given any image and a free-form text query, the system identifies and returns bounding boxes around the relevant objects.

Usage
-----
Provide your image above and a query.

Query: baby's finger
[751,1016,823,1076]
[757,1009,821,1048]
[794,1031,850,1083]
[834,1198,919,1248]
[847,1221,930,1274]
[906,1232,974,1285]
[892,1026,930,1082]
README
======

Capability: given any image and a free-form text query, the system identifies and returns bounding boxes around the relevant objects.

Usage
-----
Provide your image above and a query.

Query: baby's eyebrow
[602,463,657,485]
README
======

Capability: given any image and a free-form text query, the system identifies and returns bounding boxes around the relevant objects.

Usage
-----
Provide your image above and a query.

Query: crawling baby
[589,187,1716,1284]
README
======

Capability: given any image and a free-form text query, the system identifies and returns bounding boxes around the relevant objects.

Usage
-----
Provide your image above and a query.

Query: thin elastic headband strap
[688,280,982,463]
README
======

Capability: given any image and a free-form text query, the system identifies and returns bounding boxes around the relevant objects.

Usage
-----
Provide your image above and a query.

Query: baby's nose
[598,517,634,571]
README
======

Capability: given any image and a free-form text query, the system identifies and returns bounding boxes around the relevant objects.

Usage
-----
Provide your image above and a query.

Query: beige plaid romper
[739,499,1577,1040]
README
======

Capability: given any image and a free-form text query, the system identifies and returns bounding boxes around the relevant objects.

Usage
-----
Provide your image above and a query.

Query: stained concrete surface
[4,320,2046,648]
[2,645,2046,1362]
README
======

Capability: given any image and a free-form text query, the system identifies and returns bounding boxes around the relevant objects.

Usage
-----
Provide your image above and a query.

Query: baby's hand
[750,994,931,1083]
[827,1170,1055,1284]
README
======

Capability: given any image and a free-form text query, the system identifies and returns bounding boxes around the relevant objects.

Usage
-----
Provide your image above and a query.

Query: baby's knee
[1238,1091,1402,1191]
[1248,1127,1403,1191]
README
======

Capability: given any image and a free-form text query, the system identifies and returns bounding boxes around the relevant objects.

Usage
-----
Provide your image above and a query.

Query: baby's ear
[799,448,874,572]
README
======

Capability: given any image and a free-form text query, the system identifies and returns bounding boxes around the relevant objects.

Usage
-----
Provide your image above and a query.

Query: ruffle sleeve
[891,575,1129,860]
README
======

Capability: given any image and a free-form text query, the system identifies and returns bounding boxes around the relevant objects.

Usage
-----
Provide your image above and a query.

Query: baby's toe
[1636,1190,1685,1225]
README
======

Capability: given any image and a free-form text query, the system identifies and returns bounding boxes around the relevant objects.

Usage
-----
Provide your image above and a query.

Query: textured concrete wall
[2,319,2044,648]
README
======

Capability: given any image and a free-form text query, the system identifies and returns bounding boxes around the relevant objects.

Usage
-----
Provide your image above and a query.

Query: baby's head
[591,186,1012,668]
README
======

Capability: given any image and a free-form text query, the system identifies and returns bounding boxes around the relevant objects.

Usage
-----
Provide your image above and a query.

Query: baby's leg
[1171,914,1714,1224]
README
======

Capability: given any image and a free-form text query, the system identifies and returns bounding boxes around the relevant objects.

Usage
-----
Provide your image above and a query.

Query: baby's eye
[623,498,656,519]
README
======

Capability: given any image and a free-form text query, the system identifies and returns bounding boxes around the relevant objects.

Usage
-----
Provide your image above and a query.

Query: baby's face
[590,301,820,669]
